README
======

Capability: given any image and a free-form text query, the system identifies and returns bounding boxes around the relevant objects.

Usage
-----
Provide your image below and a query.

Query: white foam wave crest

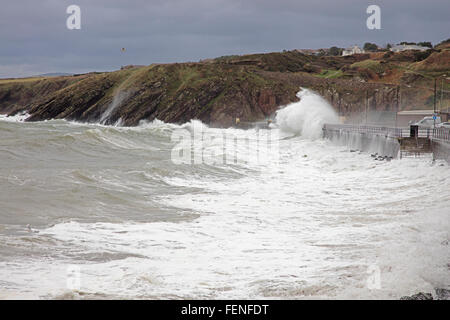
[0,112,30,122]
[1,106,449,300]
[275,88,339,139]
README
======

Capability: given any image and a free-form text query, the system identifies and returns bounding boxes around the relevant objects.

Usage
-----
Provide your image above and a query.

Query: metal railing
[432,128,450,142]
[323,124,406,138]
[323,124,450,142]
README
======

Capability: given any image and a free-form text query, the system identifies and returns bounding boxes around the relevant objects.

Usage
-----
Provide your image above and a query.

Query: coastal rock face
[435,288,450,300]
[258,89,278,115]
[0,76,86,114]
[0,47,448,127]
[400,292,434,300]
[400,288,450,300]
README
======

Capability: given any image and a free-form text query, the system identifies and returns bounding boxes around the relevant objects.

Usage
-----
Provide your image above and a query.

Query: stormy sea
[0,90,448,299]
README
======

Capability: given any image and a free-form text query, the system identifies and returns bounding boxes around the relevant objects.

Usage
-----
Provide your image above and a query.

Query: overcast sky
[0,0,449,78]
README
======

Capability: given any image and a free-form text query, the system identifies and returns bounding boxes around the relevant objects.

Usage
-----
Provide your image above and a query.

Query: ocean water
[0,90,448,299]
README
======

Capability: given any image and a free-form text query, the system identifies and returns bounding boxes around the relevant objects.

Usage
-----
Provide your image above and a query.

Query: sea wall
[432,140,450,162]
[323,128,400,158]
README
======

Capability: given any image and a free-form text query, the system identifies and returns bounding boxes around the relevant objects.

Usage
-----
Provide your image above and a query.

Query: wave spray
[275,88,339,139]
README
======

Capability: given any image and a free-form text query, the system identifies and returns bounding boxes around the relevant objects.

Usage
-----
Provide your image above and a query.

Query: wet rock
[400,292,433,300]
[400,288,450,300]
[435,288,450,300]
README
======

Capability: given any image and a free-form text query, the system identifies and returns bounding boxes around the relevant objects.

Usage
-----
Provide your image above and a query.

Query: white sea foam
[275,88,339,139]
[100,91,131,124]
[0,112,30,122]
[0,90,448,300]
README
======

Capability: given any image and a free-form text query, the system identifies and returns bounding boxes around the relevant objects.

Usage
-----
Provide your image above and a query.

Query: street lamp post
[365,90,368,125]
[396,85,400,128]
[338,92,341,117]
[441,75,445,111]
[434,77,437,129]
[376,73,450,124]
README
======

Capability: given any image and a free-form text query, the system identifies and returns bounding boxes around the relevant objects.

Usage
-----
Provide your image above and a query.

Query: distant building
[390,44,429,52]
[342,45,365,56]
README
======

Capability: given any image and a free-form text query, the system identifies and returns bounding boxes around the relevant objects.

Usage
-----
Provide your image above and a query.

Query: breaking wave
[0,89,449,300]
[274,88,339,139]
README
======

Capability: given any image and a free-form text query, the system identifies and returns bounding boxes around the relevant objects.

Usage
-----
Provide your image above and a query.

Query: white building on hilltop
[390,44,429,52]
[342,45,365,56]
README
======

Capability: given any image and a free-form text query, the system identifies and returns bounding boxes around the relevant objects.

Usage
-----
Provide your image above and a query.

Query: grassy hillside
[1,45,449,127]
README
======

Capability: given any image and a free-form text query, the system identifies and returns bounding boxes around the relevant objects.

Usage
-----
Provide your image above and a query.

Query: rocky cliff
[1,45,448,127]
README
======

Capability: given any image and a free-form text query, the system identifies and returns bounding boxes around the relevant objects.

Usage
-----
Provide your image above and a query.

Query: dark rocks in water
[371,154,394,161]
[435,288,450,300]
[400,288,450,300]
[400,292,433,300]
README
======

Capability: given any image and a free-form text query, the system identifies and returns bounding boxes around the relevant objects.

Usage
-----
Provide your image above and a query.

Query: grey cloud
[0,0,449,77]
